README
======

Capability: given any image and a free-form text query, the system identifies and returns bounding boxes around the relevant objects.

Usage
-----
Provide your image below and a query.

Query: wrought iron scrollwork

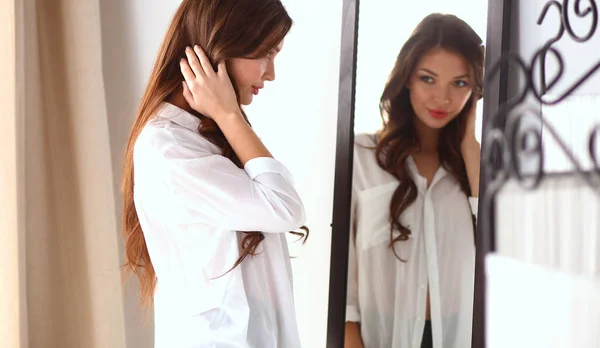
[479,0,600,260]
[482,0,600,195]
[563,0,598,42]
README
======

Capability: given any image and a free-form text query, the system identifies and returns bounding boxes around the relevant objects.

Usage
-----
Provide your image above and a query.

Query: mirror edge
[473,0,514,347]
[326,0,360,347]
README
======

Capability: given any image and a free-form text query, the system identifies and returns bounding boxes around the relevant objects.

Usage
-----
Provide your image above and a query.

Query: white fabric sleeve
[164,141,306,233]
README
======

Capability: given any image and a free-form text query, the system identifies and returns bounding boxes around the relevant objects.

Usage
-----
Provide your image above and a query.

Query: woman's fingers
[178,45,238,119]
[181,81,194,104]
[193,45,216,77]
[180,58,197,86]
[217,60,228,78]
[185,46,206,78]
[180,45,216,82]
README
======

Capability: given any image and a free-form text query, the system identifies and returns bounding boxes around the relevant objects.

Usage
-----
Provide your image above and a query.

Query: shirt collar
[406,156,449,193]
[156,102,201,132]
[372,133,450,191]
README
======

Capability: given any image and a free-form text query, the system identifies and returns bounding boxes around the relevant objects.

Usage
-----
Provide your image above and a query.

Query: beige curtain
[1,0,128,347]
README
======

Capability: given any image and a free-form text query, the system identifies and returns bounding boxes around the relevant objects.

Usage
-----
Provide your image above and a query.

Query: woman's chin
[416,112,456,129]
[419,117,448,130]
[240,94,253,106]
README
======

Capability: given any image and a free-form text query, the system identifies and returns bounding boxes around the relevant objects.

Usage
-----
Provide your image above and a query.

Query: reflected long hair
[121,0,307,310]
[375,13,484,260]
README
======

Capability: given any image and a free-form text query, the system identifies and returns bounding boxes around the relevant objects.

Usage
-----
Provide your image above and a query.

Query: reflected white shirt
[346,133,477,348]
[133,103,306,348]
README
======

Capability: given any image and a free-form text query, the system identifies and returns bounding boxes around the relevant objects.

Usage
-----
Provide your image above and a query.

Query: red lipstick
[428,109,449,119]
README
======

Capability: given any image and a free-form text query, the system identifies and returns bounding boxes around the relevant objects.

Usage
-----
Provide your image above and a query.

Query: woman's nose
[432,86,450,104]
[264,62,275,82]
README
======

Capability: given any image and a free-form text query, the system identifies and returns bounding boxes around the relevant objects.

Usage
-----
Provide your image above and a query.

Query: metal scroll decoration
[481,0,600,245]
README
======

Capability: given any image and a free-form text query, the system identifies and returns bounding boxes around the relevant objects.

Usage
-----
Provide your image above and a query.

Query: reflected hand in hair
[180,45,240,120]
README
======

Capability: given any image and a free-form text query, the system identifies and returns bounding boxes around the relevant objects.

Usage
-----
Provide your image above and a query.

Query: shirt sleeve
[469,196,478,223]
[346,186,361,323]
[163,139,306,233]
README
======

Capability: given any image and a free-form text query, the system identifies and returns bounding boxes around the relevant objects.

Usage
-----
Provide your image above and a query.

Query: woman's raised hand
[180,45,240,121]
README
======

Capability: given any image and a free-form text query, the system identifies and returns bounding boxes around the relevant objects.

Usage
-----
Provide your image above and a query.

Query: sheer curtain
[0,0,127,347]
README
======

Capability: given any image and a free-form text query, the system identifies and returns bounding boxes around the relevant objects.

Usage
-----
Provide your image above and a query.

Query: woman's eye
[454,80,469,88]
[419,76,434,84]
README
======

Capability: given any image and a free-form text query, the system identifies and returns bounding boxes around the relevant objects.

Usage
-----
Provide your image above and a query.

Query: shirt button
[420,284,426,290]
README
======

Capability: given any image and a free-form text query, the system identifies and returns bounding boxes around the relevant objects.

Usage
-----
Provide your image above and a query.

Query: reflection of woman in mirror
[120,0,308,347]
[345,14,484,348]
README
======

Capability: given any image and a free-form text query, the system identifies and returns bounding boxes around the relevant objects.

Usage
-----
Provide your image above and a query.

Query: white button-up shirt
[133,103,306,348]
[346,133,478,348]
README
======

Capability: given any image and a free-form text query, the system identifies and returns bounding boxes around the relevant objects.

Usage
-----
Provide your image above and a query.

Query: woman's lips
[428,109,449,119]
[252,85,263,95]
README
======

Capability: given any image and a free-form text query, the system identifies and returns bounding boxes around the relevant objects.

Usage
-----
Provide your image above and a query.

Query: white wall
[0,1,23,347]
[99,1,342,347]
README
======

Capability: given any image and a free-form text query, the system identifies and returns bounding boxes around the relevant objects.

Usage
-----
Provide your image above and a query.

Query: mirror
[329,1,492,347]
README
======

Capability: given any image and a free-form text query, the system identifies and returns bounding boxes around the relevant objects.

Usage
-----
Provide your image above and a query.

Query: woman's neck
[414,118,440,154]
[167,90,195,114]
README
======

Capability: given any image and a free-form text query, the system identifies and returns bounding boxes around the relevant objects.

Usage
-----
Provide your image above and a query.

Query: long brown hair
[375,13,484,260]
[121,0,306,309]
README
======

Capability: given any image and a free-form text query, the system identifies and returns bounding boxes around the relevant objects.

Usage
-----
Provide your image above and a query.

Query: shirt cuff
[468,197,479,216]
[244,157,295,184]
[345,305,361,322]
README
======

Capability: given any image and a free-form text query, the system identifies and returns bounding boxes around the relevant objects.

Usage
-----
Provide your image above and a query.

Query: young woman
[345,14,484,348]
[121,1,307,347]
